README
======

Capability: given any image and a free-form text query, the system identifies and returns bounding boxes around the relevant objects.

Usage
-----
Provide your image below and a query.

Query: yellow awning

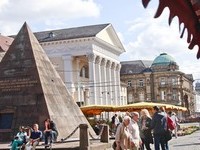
[80,105,115,115]
[116,102,187,112]
[80,102,187,115]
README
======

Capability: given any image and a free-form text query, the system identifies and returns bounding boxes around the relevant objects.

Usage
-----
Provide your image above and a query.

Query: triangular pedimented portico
[0,22,95,141]
[96,23,125,53]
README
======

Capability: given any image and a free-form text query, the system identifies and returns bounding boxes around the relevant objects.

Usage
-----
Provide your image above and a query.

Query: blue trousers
[153,134,167,150]
[11,140,23,150]
[44,131,57,145]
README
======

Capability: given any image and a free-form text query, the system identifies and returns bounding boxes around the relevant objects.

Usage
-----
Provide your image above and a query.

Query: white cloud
[120,8,200,79]
[0,0,100,35]
[0,0,9,10]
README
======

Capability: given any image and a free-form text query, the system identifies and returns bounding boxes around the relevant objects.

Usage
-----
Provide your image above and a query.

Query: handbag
[112,141,117,149]
[165,129,172,141]
[112,141,122,150]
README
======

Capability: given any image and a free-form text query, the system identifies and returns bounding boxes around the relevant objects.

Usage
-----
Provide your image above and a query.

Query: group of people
[10,118,58,150]
[114,106,179,150]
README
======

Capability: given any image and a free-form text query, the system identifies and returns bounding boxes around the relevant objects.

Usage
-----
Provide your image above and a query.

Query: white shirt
[128,119,141,148]
[115,116,120,126]
[16,131,27,141]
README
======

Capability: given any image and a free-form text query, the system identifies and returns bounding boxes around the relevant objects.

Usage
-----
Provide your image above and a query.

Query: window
[146,78,150,84]
[161,91,166,100]
[0,113,13,129]
[121,96,123,101]
[80,66,89,78]
[128,70,133,74]
[172,78,177,85]
[127,80,132,87]
[160,77,165,85]
[124,96,127,101]
[139,80,144,87]
[172,90,177,100]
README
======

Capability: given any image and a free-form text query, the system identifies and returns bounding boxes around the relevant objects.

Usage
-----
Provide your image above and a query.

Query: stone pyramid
[0,22,95,141]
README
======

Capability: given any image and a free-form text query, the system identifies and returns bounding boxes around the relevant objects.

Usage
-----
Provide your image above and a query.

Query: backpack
[167,116,175,130]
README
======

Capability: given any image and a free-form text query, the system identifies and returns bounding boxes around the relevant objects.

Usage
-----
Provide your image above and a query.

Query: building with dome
[120,53,195,115]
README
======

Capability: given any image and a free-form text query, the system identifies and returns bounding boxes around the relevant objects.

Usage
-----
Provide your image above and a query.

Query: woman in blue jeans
[43,118,58,147]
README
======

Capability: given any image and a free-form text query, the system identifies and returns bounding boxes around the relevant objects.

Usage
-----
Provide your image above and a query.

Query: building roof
[185,74,194,81]
[0,35,14,52]
[151,53,177,67]
[10,23,125,53]
[120,60,153,74]
[33,23,110,42]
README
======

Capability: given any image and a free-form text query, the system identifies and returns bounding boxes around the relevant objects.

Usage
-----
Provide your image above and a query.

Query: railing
[60,124,109,150]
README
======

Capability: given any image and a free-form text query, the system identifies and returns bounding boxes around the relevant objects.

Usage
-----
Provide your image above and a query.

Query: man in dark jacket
[151,106,167,150]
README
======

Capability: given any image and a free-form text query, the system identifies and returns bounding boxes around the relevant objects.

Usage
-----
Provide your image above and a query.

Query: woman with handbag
[139,109,153,150]
[114,115,131,150]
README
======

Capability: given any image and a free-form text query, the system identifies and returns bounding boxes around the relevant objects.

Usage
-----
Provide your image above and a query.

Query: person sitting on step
[43,118,58,147]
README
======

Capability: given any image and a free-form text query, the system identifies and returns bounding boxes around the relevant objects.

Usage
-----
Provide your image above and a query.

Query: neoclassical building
[120,53,195,115]
[33,23,126,106]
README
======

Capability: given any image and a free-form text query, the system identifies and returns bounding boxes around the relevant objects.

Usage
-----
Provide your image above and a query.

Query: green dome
[151,53,176,67]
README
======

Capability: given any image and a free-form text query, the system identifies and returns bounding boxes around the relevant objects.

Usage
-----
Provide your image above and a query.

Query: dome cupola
[151,53,179,71]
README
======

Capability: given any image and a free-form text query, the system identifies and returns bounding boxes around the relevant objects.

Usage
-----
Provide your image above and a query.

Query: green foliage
[179,126,199,136]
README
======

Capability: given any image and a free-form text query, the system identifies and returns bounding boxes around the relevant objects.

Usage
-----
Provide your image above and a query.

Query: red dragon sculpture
[142,0,200,59]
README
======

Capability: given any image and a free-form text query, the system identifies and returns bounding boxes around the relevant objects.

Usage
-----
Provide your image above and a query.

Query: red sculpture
[142,0,200,59]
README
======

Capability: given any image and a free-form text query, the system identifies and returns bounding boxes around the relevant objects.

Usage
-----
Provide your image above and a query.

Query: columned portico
[38,24,126,107]
[86,54,122,106]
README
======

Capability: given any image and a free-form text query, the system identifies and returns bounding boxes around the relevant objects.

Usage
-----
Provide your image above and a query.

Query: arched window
[80,66,89,78]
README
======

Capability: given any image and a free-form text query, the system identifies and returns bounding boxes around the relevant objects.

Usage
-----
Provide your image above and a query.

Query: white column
[87,53,97,105]
[106,60,112,105]
[116,64,121,105]
[113,63,118,105]
[76,59,81,102]
[111,62,116,105]
[62,55,75,94]
[101,58,107,105]
[95,56,102,105]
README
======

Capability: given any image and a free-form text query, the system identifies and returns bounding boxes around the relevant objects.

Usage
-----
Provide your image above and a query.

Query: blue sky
[0,0,199,81]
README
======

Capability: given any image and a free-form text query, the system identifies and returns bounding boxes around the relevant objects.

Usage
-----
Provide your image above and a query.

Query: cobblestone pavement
[167,129,200,150]
[107,129,200,150]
